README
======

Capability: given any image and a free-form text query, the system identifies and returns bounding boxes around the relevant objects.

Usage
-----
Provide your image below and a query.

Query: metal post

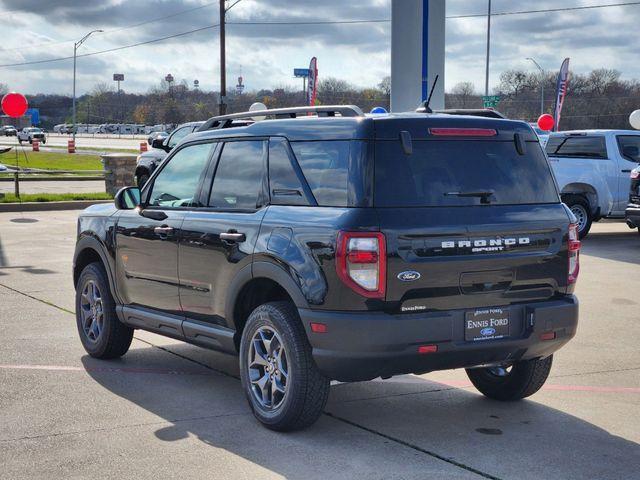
[72,42,77,142]
[219,0,227,115]
[485,0,491,97]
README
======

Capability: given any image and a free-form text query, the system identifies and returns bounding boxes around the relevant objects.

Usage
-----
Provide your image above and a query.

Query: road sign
[482,95,500,108]
[294,68,310,78]
[113,73,124,81]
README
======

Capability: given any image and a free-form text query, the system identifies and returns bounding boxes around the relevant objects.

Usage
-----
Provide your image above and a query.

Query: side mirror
[114,186,141,210]
[151,137,166,150]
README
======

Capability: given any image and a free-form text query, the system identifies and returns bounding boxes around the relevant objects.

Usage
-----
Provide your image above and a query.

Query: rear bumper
[299,296,578,382]
[625,205,640,228]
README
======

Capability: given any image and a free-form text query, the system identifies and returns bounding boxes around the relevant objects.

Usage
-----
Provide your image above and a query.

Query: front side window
[148,143,214,208]
[209,141,265,209]
[168,126,194,148]
[546,136,607,159]
[617,135,640,163]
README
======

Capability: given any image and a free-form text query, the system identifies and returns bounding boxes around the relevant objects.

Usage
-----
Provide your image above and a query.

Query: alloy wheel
[248,326,289,410]
[570,204,588,232]
[80,280,104,343]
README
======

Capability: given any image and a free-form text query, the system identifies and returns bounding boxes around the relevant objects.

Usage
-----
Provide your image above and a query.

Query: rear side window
[375,140,559,207]
[209,141,265,209]
[290,141,350,207]
[617,135,640,163]
[545,136,607,159]
[269,139,310,206]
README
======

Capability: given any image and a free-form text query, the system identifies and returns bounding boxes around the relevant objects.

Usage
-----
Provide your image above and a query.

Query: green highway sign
[482,95,501,108]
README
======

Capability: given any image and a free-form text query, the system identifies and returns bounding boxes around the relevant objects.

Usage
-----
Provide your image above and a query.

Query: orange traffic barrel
[140,142,148,153]
[32,139,40,152]
[68,139,75,153]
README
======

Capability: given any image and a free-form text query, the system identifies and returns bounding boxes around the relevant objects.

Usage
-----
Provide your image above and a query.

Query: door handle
[622,169,632,173]
[220,231,246,243]
[154,226,174,235]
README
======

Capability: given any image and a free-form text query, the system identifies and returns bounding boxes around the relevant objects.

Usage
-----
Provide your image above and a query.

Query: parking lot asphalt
[0,210,638,479]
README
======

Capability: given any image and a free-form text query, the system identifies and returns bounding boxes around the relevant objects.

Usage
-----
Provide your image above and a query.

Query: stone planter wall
[102,154,138,196]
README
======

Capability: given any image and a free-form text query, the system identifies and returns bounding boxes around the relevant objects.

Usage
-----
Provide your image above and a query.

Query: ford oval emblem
[480,327,496,337]
[397,271,421,282]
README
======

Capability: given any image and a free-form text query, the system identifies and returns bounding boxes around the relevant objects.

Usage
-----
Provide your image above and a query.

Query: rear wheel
[239,301,330,431]
[466,355,553,401]
[564,195,592,239]
[75,262,133,359]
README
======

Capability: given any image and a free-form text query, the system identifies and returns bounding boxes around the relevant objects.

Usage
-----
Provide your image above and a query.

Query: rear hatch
[373,116,571,313]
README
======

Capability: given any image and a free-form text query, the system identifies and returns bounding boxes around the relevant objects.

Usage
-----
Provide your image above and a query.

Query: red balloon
[1,92,29,118]
[537,113,555,132]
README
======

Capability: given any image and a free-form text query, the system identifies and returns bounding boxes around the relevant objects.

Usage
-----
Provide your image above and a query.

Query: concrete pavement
[0,210,638,479]
[0,134,143,150]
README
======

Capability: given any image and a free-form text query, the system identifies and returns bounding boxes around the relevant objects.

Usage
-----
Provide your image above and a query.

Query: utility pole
[484,0,491,97]
[527,57,545,115]
[219,0,227,115]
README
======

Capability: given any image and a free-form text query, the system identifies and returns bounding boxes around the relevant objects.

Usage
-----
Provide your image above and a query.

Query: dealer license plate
[465,307,510,341]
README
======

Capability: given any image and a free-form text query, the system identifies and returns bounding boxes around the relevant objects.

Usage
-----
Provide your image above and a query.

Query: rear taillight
[568,223,581,284]
[336,232,386,298]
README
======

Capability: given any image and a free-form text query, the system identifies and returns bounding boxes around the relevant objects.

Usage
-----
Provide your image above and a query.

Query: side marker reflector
[310,322,328,333]
[418,345,438,354]
[540,332,556,341]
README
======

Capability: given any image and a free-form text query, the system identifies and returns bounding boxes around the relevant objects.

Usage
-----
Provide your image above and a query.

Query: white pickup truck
[545,130,640,238]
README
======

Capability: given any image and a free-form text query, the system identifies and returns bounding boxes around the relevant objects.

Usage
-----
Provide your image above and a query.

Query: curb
[0,176,104,182]
[0,200,111,212]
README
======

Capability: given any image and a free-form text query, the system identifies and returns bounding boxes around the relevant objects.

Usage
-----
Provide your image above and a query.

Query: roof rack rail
[197,105,364,131]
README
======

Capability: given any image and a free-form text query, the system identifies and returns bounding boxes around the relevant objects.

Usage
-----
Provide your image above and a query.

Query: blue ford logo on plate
[480,327,496,337]
[397,271,421,282]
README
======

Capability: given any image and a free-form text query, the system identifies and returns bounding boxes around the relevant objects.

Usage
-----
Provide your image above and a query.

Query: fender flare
[224,261,310,331]
[73,235,121,304]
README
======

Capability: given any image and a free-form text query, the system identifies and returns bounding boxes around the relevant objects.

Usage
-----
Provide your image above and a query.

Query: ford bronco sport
[73,105,580,431]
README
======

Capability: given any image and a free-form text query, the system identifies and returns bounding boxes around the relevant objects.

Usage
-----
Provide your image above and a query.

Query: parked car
[17,127,46,144]
[135,121,203,186]
[529,124,549,147]
[545,130,640,238]
[625,165,640,234]
[147,131,168,146]
[1,125,17,136]
[73,105,580,431]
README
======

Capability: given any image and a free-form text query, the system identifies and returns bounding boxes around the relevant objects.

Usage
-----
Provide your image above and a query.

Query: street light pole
[484,0,492,97]
[72,29,103,142]
[527,57,545,115]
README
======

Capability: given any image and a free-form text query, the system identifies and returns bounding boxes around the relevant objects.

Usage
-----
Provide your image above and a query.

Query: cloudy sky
[0,0,638,96]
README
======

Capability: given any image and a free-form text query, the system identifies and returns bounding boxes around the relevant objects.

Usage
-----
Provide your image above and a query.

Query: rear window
[290,141,350,207]
[545,136,607,159]
[375,140,559,207]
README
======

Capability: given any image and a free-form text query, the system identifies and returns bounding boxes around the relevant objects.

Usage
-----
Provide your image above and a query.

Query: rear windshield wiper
[445,190,495,204]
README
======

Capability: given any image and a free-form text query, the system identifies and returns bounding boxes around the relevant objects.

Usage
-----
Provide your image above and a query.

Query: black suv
[73,105,580,431]
[626,165,640,233]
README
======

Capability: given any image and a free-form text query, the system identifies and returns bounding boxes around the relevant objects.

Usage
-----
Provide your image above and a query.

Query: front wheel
[466,355,553,401]
[75,262,133,359]
[240,302,330,431]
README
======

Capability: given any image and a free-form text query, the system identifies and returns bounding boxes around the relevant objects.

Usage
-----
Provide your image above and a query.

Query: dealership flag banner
[553,58,570,132]
[307,57,318,106]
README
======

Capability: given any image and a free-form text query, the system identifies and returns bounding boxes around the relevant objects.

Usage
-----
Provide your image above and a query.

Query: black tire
[75,262,133,359]
[239,301,330,431]
[563,194,592,239]
[28,138,32,144]
[466,355,553,401]
[136,172,150,188]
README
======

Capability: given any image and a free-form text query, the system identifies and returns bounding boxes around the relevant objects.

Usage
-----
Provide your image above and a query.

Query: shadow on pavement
[82,344,640,480]
[581,228,640,265]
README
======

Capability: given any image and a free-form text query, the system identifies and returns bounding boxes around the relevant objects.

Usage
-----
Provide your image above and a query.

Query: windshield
[375,140,559,207]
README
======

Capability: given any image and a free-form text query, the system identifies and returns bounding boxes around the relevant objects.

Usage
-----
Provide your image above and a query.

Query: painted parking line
[1,364,639,394]
[0,364,211,376]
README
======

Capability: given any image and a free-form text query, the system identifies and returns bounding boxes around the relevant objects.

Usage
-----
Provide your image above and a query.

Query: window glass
[168,126,194,148]
[290,141,350,207]
[148,143,214,208]
[269,140,309,206]
[209,141,265,209]
[545,136,607,159]
[375,140,559,207]
[617,136,640,163]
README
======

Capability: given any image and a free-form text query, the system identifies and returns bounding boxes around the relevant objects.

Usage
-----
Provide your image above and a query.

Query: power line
[0,24,219,68]
[227,19,389,25]
[0,1,218,53]
[447,1,640,19]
